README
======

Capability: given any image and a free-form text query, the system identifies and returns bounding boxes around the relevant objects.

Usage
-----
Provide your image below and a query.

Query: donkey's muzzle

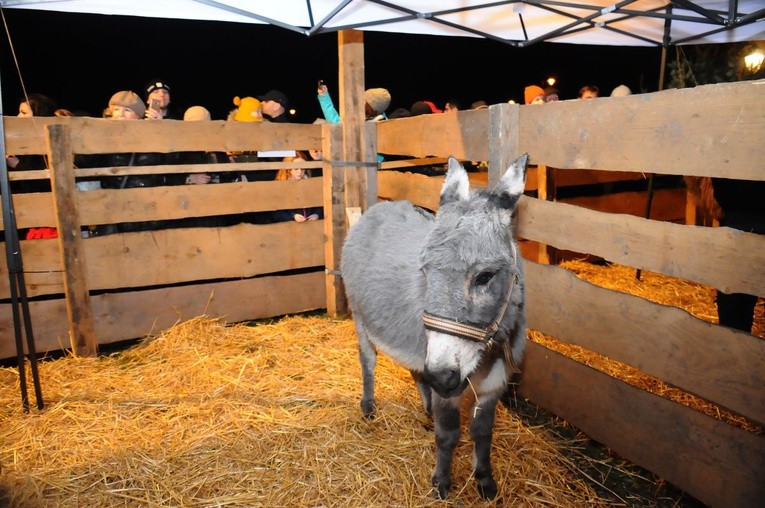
[423,367,465,398]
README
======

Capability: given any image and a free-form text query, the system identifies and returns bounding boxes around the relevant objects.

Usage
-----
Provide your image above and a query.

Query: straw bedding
[1,260,758,506]
[2,316,610,507]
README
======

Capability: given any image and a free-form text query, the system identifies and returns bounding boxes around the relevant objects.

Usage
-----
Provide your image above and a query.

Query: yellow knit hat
[233,96,263,122]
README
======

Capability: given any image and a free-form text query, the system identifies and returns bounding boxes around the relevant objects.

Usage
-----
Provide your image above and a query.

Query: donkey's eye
[475,271,495,286]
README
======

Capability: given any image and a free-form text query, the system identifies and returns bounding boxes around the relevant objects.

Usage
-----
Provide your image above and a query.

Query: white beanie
[364,88,391,114]
[610,85,632,97]
[184,105,211,121]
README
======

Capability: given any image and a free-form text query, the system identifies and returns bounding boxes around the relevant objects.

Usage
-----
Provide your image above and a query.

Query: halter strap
[422,273,518,345]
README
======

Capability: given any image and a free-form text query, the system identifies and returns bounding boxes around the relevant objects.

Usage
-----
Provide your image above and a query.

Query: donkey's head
[420,155,528,398]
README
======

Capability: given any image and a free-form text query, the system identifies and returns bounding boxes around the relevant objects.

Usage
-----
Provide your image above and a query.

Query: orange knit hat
[524,85,545,105]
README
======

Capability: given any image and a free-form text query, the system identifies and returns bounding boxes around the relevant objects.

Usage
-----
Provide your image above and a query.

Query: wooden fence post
[536,164,558,265]
[323,123,348,317]
[45,124,98,357]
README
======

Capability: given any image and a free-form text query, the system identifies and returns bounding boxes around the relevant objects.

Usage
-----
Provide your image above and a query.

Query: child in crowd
[272,153,323,223]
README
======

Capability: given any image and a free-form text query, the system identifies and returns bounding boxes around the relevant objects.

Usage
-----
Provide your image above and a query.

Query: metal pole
[637,6,671,281]
[0,74,44,411]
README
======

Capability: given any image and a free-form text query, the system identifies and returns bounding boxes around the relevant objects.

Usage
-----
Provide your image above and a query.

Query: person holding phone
[316,80,390,123]
[144,79,181,120]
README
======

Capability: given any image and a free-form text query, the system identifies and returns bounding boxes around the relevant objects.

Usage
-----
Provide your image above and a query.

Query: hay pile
[1,316,610,507]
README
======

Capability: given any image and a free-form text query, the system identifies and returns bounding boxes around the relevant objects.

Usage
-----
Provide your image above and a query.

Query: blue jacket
[317,93,386,162]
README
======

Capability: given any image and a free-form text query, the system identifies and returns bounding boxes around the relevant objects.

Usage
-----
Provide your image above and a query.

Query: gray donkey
[340,154,528,500]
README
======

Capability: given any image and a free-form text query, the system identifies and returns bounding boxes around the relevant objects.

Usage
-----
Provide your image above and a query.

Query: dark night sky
[0,9,664,122]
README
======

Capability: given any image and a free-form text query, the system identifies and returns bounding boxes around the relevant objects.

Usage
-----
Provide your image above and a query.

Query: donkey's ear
[440,157,470,206]
[491,153,529,210]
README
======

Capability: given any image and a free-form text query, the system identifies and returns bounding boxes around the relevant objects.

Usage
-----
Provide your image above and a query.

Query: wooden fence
[1,79,763,507]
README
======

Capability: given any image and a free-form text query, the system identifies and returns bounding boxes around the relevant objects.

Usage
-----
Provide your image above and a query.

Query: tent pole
[0,74,45,411]
[637,8,671,281]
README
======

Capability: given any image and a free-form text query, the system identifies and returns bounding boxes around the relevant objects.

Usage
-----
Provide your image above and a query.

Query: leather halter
[422,273,518,347]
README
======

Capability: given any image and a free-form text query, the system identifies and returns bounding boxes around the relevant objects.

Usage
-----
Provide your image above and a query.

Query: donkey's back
[341,200,433,369]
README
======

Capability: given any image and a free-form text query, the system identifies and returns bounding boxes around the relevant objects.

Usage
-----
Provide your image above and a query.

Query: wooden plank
[525,261,765,425]
[380,157,448,170]
[377,171,442,211]
[517,81,764,179]
[553,168,647,187]
[0,221,326,297]
[376,108,489,161]
[0,272,325,359]
[518,341,765,508]
[561,188,686,222]
[365,122,378,207]
[488,103,518,188]
[536,165,556,265]
[518,196,765,296]
[46,124,98,356]
[3,178,324,230]
[8,159,324,183]
[1,192,56,230]
[323,123,347,317]
[3,116,323,155]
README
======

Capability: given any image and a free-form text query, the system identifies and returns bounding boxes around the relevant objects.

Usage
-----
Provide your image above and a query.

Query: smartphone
[149,98,161,111]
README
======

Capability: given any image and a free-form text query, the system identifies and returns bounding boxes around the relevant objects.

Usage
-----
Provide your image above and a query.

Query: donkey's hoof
[360,399,376,419]
[431,475,451,499]
[477,476,498,500]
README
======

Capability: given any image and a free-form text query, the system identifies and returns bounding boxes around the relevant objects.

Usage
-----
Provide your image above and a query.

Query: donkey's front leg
[471,393,500,499]
[431,393,461,499]
[355,320,377,418]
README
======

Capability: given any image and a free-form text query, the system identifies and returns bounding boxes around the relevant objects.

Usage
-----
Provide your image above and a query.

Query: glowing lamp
[744,50,763,74]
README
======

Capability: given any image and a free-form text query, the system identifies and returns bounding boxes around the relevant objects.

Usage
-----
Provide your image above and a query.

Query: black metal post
[0,78,44,411]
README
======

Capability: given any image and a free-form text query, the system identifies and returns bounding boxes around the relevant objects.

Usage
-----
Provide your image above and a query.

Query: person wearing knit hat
[423,100,442,113]
[317,82,392,123]
[543,86,559,102]
[232,96,264,122]
[363,88,391,120]
[410,101,433,116]
[183,105,212,122]
[610,84,632,97]
[87,90,167,231]
[180,105,227,190]
[108,91,146,119]
[524,85,546,105]
[143,78,180,120]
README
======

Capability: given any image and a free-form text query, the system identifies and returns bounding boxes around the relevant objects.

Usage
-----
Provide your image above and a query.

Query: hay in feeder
[2,315,616,507]
[531,260,763,434]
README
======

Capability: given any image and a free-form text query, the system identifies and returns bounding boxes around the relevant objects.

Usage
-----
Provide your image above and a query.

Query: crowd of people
[3,79,643,234]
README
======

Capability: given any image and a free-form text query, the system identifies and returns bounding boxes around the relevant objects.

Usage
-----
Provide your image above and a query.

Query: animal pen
[1,79,763,507]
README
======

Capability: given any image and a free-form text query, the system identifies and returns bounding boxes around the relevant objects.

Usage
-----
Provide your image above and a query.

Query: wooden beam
[338,29,369,212]
[516,81,765,179]
[518,341,765,508]
[323,123,348,317]
[45,124,97,357]
[518,196,765,296]
[0,273,326,359]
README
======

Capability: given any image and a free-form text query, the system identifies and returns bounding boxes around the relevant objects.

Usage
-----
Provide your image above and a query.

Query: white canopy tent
[1,1,763,47]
